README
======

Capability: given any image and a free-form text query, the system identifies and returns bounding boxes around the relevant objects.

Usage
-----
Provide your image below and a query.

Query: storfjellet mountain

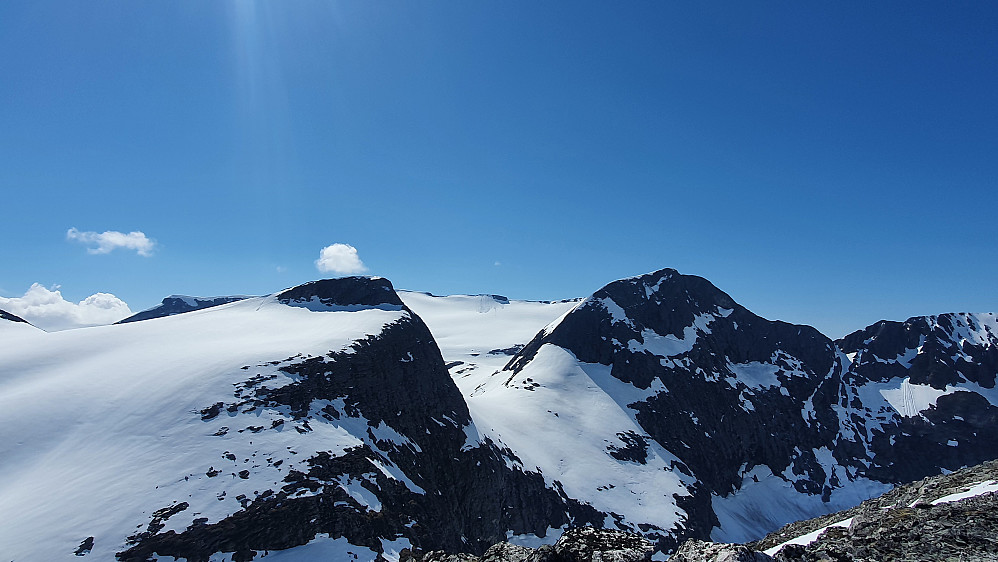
[1,269,996,561]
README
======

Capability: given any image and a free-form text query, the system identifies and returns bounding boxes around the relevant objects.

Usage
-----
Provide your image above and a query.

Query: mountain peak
[117,295,249,324]
[276,276,404,311]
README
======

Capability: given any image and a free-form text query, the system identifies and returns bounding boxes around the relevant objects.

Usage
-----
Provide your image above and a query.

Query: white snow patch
[726,362,781,390]
[763,517,853,556]
[251,534,378,560]
[337,474,383,511]
[380,537,414,562]
[931,480,998,505]
[505,525,566,549]
[879,378,953,417]
[597,297,636,328]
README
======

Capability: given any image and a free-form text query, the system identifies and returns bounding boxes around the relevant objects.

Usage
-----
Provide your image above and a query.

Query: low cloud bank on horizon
[67,228,156,256]
[0,284,132,331]
[315,243,368,275]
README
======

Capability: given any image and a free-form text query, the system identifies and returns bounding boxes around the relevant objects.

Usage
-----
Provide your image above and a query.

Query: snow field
[0,296,406,561]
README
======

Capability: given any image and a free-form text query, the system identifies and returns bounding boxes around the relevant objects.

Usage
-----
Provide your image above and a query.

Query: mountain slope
[116,295,251,324]
[0,278,589,561]
[476,268,998,548]
[3,269,997,560]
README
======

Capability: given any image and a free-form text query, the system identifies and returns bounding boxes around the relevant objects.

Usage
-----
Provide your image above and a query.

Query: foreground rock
[672,540,772,562]
[402,527,654,562]
[674,460,998,561]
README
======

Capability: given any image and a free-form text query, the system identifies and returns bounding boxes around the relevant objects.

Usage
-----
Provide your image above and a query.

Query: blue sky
[1,1,996,337]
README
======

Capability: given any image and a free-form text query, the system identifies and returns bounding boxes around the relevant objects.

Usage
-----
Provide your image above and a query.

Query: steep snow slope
[0,289,406,560]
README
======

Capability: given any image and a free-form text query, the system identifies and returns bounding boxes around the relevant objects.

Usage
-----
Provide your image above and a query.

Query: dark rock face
[118,278,594,561]
[0,308,30,324]
[276,277,404,309]
[117,296,248,324]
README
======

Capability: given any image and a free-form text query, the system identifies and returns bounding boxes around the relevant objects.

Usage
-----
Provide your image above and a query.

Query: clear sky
[1,1,996,337]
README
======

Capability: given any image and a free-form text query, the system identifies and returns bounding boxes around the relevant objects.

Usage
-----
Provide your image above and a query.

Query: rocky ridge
[401,527,654,562]
[672,459,998,561]
[117,295,249,323]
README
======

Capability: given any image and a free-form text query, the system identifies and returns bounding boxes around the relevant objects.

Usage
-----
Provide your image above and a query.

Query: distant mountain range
[1,269,995,561]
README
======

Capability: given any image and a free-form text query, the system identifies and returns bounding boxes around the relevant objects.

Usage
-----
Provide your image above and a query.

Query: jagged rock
[74,536,95,556]
[413,551,480,562]
[545,526,654,562]
[481,542,534,562]
[672,539,772,562]
[404,527,654,562]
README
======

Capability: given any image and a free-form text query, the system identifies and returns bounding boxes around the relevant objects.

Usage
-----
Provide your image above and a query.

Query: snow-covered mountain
[474,268,998,548]
[117,295,250,324]
[2,269,997,560]
[0,278,591,561]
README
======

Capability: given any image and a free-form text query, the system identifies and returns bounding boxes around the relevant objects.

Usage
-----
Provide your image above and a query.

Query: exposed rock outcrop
[402,527,654,562]
[117,295,248,323]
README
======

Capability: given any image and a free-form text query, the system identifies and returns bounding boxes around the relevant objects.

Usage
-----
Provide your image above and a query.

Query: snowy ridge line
[0,288,411,561]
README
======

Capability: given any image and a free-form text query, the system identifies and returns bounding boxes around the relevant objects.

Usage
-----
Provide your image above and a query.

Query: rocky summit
[1,269,997,560]
[116,295,249,323]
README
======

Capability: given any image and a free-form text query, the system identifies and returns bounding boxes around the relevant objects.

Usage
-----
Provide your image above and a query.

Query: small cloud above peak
[67,228,156,256]
[315,243,368,275]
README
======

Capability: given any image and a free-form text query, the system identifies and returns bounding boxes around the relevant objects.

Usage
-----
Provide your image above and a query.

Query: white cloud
[0,284,132,331]
[315,243,368,275]
[67,228,156,256]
